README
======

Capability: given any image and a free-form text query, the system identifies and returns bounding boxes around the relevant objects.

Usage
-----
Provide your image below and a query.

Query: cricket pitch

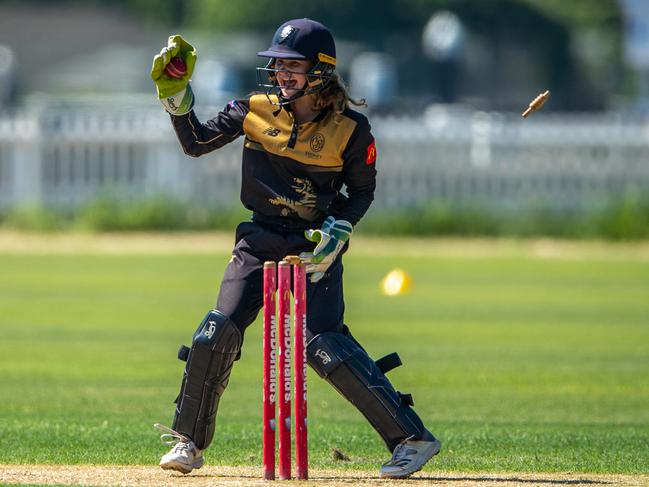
[0,465,647,486]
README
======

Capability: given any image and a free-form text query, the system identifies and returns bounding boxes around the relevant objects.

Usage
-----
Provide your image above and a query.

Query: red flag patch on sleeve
[366,140,377,165]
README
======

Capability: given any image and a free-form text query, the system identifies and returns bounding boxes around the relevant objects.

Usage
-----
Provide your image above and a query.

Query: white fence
[2,105,649,213]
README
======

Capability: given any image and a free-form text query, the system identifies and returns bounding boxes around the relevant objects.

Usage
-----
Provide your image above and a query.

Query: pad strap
[178,345,190,362]
[376,352,402,374]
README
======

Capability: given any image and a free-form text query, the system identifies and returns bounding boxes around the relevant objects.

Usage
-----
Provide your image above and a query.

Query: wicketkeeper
[151,18,441,479]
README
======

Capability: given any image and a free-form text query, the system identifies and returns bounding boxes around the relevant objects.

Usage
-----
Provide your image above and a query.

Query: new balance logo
[263,127,281,137]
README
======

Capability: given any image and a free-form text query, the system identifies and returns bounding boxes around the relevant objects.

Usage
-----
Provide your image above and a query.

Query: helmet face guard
[256,58,335,106]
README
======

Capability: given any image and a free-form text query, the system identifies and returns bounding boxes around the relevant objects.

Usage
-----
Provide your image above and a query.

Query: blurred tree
[519,0,621,28]
[2,0,620,44]
[0,0,185,26]
[176,0,622,109]
[1,0,623,109]
[182,0,411,43]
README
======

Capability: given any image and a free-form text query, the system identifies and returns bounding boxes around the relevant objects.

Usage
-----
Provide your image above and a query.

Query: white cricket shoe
[380,434,442,479]
[155,423,204,474]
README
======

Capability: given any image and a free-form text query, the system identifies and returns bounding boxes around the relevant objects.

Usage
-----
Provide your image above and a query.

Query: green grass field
[1,234,648,478]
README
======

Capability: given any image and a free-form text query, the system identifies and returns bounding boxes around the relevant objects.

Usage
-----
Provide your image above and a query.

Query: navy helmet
[256,18,337,104]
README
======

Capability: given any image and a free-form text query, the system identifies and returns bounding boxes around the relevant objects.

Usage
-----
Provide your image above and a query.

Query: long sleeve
[334,116,377,225]
[170,98,249,157]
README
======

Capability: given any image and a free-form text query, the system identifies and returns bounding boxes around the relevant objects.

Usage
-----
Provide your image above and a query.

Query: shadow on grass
[413,476,610,485]
[189,472,611,485]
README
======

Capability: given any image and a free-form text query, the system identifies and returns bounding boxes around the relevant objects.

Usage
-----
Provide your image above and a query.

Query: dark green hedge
[2,194,649,240]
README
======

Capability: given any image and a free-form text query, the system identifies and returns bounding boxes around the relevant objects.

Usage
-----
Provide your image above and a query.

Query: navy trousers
[215,221,346,340]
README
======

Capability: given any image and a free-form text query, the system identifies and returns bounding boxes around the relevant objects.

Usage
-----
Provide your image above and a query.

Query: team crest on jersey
[309,133,325,152]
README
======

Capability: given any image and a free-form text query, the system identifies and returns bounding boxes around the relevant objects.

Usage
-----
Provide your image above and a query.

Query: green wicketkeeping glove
[299,216,353,283]
[151,35,197,115]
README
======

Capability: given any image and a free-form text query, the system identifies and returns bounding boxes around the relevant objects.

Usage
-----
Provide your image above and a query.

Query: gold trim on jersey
[242,94,357,172]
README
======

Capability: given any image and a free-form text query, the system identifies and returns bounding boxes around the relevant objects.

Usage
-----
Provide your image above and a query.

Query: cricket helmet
[256,18,337,104]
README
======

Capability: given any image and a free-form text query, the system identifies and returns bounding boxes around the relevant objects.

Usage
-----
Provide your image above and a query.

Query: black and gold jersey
[170,93,377,230]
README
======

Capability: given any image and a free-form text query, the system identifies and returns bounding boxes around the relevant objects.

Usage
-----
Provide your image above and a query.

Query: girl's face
[275,58,311,98]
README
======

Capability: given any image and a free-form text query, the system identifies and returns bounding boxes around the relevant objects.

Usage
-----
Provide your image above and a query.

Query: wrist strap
[161,84,194,115]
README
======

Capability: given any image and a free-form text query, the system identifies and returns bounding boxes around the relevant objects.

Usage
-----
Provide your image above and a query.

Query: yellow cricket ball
[381,268,412,296]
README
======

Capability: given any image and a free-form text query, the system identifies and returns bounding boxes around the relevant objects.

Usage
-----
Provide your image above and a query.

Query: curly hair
[312,73,367,114]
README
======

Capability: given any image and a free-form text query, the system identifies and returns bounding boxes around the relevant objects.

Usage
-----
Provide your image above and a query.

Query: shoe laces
[170,441,193,456]
[154,423,190,446]
[384,436,416,466]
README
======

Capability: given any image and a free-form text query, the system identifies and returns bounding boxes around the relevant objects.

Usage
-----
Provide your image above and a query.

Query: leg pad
[307,331,426,451]
[172,309,242,449]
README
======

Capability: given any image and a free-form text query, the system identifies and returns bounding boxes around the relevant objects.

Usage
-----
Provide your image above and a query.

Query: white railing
[2,105,649,213]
